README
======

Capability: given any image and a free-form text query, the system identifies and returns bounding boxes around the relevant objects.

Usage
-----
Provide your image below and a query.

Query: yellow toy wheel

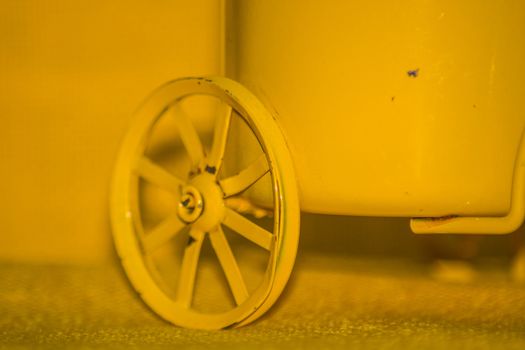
[110,77,299,329]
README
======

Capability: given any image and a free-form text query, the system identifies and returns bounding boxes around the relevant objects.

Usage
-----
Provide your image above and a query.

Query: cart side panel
[230,0,525,217]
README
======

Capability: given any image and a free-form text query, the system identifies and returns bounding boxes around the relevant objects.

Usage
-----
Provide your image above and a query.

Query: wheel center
[177,186,203,223]
[177,174,225,231]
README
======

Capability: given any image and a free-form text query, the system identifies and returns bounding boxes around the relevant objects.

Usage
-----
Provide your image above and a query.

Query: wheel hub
[177,186,203,223]
[178,174,225,231]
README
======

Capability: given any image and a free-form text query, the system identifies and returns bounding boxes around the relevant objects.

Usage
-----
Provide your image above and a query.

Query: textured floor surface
[1,252,525,350]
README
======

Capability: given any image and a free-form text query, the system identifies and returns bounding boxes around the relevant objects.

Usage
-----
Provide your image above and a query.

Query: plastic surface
[110,77,300,329]
[229,0,525,218]
[411,129,525,234]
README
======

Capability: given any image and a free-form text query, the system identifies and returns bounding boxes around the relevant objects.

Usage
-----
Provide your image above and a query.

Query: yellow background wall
[0,0,221,264]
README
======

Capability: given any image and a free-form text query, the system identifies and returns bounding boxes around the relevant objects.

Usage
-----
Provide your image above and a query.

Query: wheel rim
[110,77,299,329]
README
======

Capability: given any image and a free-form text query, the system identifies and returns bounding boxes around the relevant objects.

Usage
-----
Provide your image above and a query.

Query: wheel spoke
[142,213,186,254]
[222,208,273,250]
[209,227,249,305]
[170,103,205,168]
[134,156,184,193]
[206,102,233,174]
[176,229,205,308]
[219,154,269,197]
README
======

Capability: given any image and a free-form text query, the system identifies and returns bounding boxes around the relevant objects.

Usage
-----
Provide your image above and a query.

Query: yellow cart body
[226,0,525,220]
